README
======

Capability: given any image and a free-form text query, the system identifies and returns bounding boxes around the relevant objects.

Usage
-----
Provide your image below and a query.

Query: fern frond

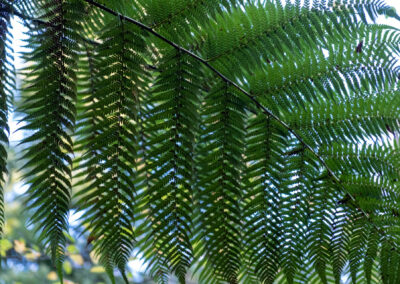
[333,0,400,23]
[348,214,369,283]
[74,18,148,279]
[242,115,288,283]
[343,258,382,284]
[307,175,337,284]
[249,36,399,114]
[321,143,400,179]
[379,237,400,284]
[152,0,240,25]
[330,206,352,284]
[279,143,319,283]
[294,257,335,284]
[202,1,363,78]
[364,228,380,284]
[195,81,246,283]
[19,0,84,276]
[320,143,400,215]
[274,261,336,284]
[143,48,202,282]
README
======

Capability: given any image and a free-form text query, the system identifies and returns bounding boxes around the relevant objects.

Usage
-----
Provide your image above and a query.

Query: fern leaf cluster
[2,0,400,283]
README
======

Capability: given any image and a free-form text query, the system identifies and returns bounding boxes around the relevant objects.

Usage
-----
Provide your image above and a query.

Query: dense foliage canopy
[1,0,400,283]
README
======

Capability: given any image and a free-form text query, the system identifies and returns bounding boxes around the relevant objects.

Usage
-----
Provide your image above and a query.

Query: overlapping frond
[348,215,369,283]
[320,143,400,215]
[364,228,380,284]
[280,143,322,283]
[379,236,400,284]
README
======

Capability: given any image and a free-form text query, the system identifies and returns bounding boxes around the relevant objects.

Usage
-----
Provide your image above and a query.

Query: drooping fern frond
[18,0,83,277]
[142,48,202,282]
[74,18,148,280]
[307,175,337,284]
[379,236,400,284]
[329,206,353,284]
[194,81,247,284]
[280,143,321,283]
[241,115,287,283]
[364,228,380,284]
[343,258,382,284]
[348,215,370,284]
[274,260,336,284]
